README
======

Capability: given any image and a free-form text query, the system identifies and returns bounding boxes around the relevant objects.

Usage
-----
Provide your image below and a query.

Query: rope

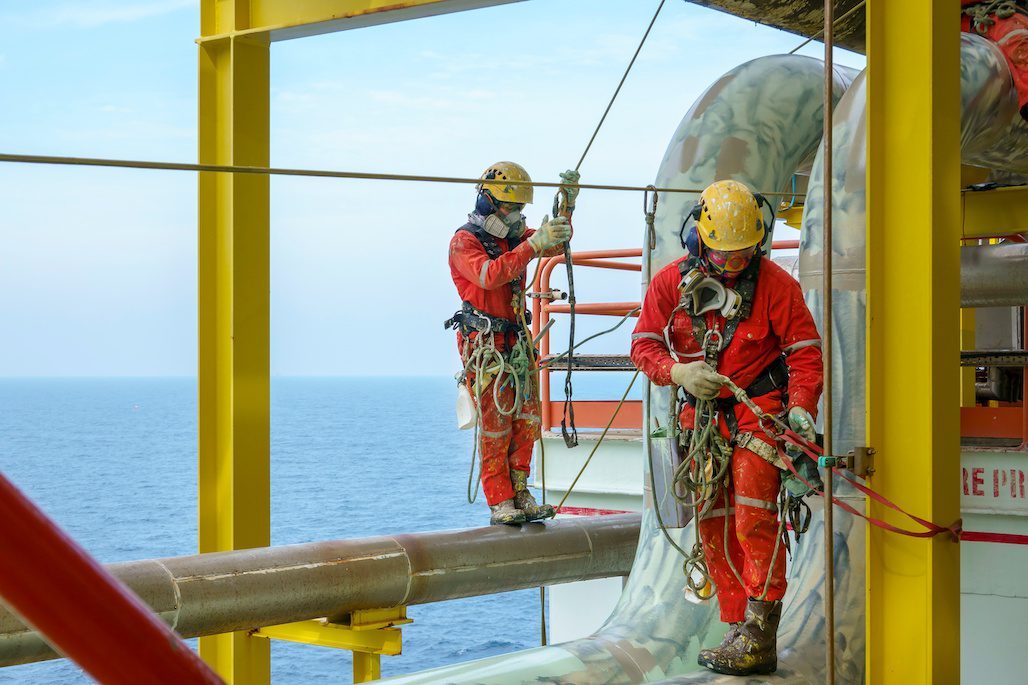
[787,0,866,55]
[555,0,667,449]
[0,152,803,198]
[964,1,1023,34]
[720,379,963,542]
[461,329,535,504]
[574,0,667,171]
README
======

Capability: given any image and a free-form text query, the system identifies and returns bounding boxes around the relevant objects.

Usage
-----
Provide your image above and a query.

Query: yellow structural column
[198,1,271,681]
[865,1,961,684]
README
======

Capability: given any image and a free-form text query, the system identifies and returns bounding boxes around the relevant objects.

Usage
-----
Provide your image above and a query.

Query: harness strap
[444,302,527,340]
[736,431,785,468]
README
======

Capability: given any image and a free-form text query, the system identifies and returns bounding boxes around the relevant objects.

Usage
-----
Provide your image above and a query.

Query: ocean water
[0,376,618,684]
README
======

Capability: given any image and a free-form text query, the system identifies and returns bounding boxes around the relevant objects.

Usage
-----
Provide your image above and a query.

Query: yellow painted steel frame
[254,609,411,683]
[961,185,1028,239]
[197,1,518,682]
[866,2,961,684]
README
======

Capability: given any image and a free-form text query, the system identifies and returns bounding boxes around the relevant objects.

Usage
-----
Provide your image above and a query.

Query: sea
[0,375,638,684]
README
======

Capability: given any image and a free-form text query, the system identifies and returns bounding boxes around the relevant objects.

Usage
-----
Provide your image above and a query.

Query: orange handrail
[533,249,642,430]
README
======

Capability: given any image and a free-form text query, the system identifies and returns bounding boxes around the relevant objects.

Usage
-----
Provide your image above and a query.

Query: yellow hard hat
[695,180,765,251]
[478,161,534,204]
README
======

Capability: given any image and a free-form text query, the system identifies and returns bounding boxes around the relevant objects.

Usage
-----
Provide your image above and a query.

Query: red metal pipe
[0,473,224,684]
[771,239,800,250]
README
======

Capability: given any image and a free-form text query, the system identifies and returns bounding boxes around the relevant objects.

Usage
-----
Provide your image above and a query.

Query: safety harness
[668,254,789,461]
[443,222,532,346]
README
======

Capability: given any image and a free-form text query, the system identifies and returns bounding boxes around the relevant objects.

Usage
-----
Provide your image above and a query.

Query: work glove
[782,453,824,498]
[528,215,571,253]
[788,407,816,443]
[559,169,581,206]
[670,361,726,400]
[783,407,822,498]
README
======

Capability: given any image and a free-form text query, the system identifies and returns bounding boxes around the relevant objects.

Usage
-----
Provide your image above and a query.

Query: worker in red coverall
[963,0,1028,121]
[447,161,579,526]
[630,180,823,676]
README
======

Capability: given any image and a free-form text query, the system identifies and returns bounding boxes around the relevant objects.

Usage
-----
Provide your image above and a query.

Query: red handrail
[0,473,224,684]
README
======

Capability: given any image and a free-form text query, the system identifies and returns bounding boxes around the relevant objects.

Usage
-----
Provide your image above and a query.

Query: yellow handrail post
[198,2,271,682]
[866,1,961,684]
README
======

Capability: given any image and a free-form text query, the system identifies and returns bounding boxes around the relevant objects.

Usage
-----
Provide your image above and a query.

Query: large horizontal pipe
[962,242,1028,307]
[0,514,640,667]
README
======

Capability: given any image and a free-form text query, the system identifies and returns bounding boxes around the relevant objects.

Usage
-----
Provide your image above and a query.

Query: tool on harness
[444,301,527,336]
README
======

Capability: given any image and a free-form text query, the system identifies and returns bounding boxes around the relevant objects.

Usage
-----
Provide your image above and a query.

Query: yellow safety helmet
[478,161,534,204]
[694,180,766,252]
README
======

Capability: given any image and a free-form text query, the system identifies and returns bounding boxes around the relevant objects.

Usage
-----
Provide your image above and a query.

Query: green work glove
[559,169,581,206]
[670,361,727,400]
[528,215,571,253]
[788,406,816,443]
[782,452,823,498]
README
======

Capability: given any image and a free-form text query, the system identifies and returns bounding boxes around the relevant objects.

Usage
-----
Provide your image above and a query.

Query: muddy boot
[696,622,741,668]
[489,498,527,526]
[510,469,556,521]
[697,599,781,675]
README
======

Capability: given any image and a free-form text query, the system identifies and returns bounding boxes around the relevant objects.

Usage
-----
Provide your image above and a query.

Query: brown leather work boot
[696,598,781,675]
[510,469,556,521]
[697,622,741,668]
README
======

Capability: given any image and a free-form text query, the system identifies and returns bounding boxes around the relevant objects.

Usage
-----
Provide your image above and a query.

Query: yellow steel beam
[198,0,271,680]
[200,0,525,42]
[353,652,381,683]
[254,620,403,655]
[866,1,961,684]
[961,185,1028,239]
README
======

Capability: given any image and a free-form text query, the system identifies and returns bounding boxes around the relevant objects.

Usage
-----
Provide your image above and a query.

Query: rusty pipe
[0,514,640,667]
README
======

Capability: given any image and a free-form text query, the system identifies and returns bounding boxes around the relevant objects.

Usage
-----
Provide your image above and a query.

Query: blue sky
[0,0,864,376]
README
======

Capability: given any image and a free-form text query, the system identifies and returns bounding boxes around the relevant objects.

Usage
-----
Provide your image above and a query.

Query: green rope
[649,374,789,601]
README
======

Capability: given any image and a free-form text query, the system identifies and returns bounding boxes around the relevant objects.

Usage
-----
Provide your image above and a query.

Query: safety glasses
[705,245,757,274]
[497,202,526,213]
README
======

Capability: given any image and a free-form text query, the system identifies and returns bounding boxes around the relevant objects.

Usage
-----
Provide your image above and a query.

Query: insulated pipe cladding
[0,514,640,667]
[961,241,1028,308]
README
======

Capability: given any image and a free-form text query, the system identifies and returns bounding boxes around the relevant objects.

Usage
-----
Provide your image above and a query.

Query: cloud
[7,0,197,29]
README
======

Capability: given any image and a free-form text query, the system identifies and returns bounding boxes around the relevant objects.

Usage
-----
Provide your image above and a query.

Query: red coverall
[449,225,564,506]
[963,1,1028,120]
[630,256,823,623]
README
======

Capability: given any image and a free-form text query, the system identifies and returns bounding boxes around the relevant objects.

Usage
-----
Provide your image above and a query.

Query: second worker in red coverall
[447,161,579,526]
[630,180,823,676]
